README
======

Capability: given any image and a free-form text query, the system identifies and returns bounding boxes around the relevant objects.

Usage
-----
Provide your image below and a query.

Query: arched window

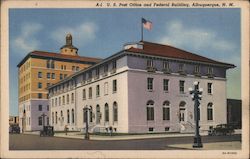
[163,101,170,120]
[72,109,74,124]
[90,106,93,122]
[67,109,70,124]
[113,102,118,122]
[55,111,58,124]
[67,94,69,104]
[60,110,63,122]
[147,100,154,121]
[96,105,101,124]
[207,102,213,120]
[179,101,186,122]
[105,103,109,122]
[71,93,74,103]
[52,112,54,124]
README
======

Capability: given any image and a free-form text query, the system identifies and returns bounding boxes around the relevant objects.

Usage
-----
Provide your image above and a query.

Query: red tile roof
[17,50,102,67]
[126,41,235,68]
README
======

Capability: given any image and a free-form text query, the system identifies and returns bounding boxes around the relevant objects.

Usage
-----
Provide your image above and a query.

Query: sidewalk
[24,129,241,141]
[54,132,204,140]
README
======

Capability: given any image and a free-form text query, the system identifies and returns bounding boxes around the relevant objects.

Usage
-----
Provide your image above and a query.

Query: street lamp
[189,81,203,148]
[83,106,92,140]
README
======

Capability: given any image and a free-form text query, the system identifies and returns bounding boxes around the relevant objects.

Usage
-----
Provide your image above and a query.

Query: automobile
[9,125,20,134]
[40,126,54,137]
[208,124,234,136]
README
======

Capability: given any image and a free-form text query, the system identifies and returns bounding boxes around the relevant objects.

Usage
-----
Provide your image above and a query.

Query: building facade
[17,34,101,132]
[9,116,19,126]
[48,41,235,133]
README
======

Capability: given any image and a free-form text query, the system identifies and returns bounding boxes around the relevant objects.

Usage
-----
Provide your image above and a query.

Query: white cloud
[51,22,98,48]
[13,23,43,53]
[158,20,236,52]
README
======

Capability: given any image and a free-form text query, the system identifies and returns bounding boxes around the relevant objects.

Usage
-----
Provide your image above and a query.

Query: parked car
[9,125,20,134]
[40,126,54,137]
[208,124,234,136]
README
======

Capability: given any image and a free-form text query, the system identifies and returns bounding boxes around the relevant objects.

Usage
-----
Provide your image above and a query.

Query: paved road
[9,134,241,150]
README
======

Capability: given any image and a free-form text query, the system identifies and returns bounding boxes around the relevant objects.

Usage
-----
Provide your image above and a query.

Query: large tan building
[17,34,101,132]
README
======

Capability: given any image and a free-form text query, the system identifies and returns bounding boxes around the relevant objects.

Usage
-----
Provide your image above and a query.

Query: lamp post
[83,106,92,140]
[189,81,203,148]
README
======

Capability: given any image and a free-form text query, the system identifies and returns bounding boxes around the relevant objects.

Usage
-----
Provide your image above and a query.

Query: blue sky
[9,8,241,115]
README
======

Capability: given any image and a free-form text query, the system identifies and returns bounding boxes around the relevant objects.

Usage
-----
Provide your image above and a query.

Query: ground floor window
[147,100,154,121]
[38,117,42,126]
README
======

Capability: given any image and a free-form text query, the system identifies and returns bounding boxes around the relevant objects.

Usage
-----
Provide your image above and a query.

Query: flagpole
[141,18,143,41]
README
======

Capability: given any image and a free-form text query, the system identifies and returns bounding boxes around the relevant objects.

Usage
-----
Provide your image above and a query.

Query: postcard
[1,0,249,158]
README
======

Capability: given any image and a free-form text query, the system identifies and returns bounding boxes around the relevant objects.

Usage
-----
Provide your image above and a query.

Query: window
[47,83,50,87]
[88,71,92,81]
[165,127,170,131]
[147,78,153,91]
[163,61,170,70]
[207,103,213,120]
[90,106,93,122]
[38,105,42,111]
[105,103,109,122]
[163,101,170,120]
[71,93,74,103]
[38,93,42,99]
[46,117,49,125]
[207,67,213,75]
[76,66,79,71]
[112,61,117,70]
[61,65,63,70]
[64,74,67,78]
[208,83,213,94]
[179,80,185,93]
[96,85,100,97]
[38,82,42,89]
[66,94,69,103]
[113,80,117,93]
[148,127,154,132]
[179,63,184,72]
[147,100,154,121]
[113,102,118,122]
[38,117,43,126]
[194,65,200,74]
[89,87,92,99]
[58,97,62,106]
[60,74,63,80]
[52,112,54,124]
[72,109,74,123]
[47,105,49,111]
[64,65,66,70]
[104,64,108,75]
[52,99,54,107]
[104,82,108,95]
[67,109,70,124]
[47,73,50,79]
[147,59,153,67]
[163,79,169,92]
[72,66,75,71]
[51,61,55,69]
[63,96,65,105]
[55,112,58,124]
[96,68,100,78]
[38,72,42,78]
[82,89,86,99]
[96,105,101,124]
[46,60,50,68]
[55,98,57,106]
[51,73,55,79]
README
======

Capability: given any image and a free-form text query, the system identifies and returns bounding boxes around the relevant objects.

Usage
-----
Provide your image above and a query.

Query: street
[9,134,241,150]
